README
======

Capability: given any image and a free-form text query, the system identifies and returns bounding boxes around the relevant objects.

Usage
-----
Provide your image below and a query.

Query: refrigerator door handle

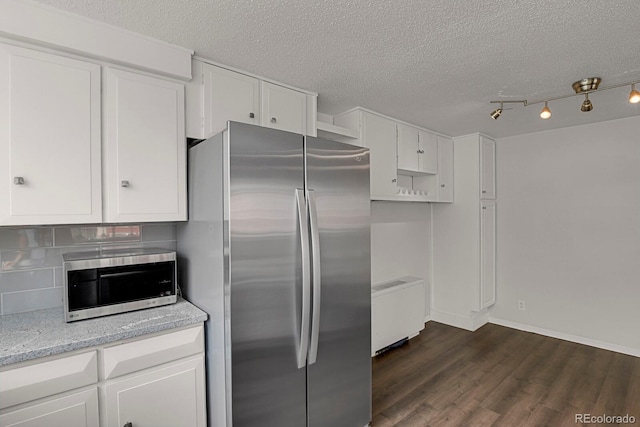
[296,189,311,369]
[307,189,321,365]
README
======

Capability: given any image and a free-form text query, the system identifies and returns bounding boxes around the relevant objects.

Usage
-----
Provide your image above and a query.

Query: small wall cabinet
[201,62,260,138]
[0,43,102,225]
[397,125,437,175]
[334,107,453,203]
[261,81,307,135]
[103,68,186,222]
[186,60,317,139]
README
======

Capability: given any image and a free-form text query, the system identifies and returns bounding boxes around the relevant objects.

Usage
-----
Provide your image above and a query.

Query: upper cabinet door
[437,136,454,202]
[397,124,419,172]
[104,68,186,223]
[203,63,259,138]
[362,112,397,198]
[0,43,102,225]
[418,130,438,174]
[480,135,496,200]
[261,81,306,135]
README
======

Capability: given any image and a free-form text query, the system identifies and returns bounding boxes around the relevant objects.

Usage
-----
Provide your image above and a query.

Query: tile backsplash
[0,223,177,315]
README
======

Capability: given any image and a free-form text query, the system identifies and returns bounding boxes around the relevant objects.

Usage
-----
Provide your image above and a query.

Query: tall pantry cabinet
[432,134,496,326]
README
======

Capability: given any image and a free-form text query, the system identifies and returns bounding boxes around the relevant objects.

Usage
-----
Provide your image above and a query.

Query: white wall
[491,115,640,354]
[370,201,431,317]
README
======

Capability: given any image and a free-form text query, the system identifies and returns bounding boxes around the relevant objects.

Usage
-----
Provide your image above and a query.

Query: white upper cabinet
[335,107,453,202]
[186,60,316,139]
[104,68,186,222]
[261,81,307,135]
[419,131,438,174]
[436,136,454,202]
[361,111,398,198]
[480,135,496,199]
[480,200,496,309]
[0,43,102,225]
[202,63,260,138]
[397,124,420,172]
[397,125,438,175]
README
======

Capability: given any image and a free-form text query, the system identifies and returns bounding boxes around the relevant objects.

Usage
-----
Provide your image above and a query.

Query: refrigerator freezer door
[305,137,372,427]
[227,122,307,426]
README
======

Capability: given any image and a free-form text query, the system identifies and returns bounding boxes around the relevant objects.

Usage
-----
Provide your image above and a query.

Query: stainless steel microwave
[63,248,177,322]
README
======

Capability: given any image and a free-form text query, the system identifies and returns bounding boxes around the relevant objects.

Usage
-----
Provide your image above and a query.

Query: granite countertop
[0,298,207,367]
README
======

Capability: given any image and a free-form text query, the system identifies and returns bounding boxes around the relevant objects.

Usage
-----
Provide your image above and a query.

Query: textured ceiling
[34,0,640,138]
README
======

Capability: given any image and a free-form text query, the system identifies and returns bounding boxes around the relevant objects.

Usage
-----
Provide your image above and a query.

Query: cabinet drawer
[102,325,204,380]
[0,351,97,410]
[0,388,99,427]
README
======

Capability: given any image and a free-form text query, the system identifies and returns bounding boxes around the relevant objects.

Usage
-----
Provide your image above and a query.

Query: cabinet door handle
[249,112,255,118]
[441,184,445,187]
[271,117,277,123]
[13,177,24,185]
[123,423,133,427]
[482,190,487,193]
[392,178,397,183]
[482,206,487,210]
[417,149,424,154]
[121,180,130,188]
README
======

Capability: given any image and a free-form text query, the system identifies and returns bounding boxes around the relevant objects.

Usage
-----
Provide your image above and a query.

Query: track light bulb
[490,103,503,120]
[581,93,593,112]
[629,84,640,104]
[540,101,551,119]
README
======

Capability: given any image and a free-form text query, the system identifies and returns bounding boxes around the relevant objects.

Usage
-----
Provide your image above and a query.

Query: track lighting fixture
[580,93,593,112]
[539,101,551,119]
[490,103,503,120]
[489,77,639,120]
[629,84,640,104]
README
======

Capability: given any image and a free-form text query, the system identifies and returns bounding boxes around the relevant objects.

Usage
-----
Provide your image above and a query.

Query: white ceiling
[35,0,640,138]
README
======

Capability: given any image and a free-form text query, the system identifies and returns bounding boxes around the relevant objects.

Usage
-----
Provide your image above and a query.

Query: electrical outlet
[518,300,526,311]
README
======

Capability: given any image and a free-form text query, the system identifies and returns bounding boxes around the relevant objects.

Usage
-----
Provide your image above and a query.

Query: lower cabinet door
[0,388,99,427]
[102,355,206,427]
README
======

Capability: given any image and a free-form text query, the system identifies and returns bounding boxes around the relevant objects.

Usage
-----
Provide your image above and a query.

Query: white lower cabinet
[102,356,206,427]
[0,325,205,427]
[0,388,99,427]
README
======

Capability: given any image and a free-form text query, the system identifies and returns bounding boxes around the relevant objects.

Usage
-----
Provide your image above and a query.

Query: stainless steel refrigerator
[177,122,371,427]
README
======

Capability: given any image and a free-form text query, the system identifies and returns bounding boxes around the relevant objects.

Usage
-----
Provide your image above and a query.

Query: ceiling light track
[489,78,640,120]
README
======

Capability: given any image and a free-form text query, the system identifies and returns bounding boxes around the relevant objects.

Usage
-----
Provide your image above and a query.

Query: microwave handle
[99,271,145,279]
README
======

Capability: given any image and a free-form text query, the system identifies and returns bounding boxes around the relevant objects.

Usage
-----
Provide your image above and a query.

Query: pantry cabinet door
[480,201,496,309]
[0,43,101,225]
[480,135,496,199]
[104,68,186,222]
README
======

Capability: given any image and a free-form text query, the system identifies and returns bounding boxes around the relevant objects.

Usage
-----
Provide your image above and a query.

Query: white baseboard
[430,309,488,331]
[489,317,640,358]
[423,315,432,324]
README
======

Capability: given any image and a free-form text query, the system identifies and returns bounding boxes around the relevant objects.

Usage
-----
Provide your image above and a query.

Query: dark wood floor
[372,322,640,426]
